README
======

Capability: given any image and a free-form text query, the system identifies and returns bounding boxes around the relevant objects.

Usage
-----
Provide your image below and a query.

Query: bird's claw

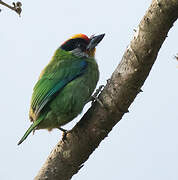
[58,127,68,141]
[89,85,105,107]
[91,96,104,107]
[62,131,68,141]
[93,85,104,98]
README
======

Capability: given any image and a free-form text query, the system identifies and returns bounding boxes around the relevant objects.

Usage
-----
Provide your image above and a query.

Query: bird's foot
[58,127,68,141]
[91,95,104,107]
[93,85,105,98]
[89,85,105,107]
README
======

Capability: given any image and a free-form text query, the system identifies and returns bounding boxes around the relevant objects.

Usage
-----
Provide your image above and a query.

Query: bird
[17,33,105,145]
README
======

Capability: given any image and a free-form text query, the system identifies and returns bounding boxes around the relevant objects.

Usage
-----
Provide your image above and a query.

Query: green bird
[18,33,105,145]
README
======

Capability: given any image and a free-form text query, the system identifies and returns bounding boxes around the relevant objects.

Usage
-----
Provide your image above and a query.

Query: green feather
[18,48,99,145]
[31,59,87,117]
[17,113,46,145]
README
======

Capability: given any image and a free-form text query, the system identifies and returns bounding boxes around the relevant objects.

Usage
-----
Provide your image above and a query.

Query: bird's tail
[17,115,44,145]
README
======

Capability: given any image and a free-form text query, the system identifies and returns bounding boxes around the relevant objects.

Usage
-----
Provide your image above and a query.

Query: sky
[1,0,178,179]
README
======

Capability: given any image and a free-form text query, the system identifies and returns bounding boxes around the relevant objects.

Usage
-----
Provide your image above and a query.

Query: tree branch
[35,0,178,179]
[0,1,22,16]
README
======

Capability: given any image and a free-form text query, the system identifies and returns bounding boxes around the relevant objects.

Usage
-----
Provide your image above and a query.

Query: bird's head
[60,33,105,58]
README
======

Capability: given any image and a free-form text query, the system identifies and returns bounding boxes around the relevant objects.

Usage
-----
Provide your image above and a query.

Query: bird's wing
[30,59,88,117]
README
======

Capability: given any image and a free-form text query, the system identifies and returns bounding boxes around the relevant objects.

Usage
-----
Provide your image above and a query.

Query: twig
[0,1,22,16]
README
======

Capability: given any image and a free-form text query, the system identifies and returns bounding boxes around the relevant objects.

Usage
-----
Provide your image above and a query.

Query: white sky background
[1,0,178,179]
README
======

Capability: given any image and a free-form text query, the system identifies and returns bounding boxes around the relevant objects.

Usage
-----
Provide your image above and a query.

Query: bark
[35,0,178,179]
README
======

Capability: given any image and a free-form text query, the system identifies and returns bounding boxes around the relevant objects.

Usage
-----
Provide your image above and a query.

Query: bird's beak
[86,34,105,50]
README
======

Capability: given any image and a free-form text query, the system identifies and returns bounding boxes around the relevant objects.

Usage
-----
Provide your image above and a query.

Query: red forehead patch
[69,34,90,42]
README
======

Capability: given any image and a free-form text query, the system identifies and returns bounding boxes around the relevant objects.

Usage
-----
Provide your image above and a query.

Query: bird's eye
[60,38,88,51]
[77,43,81,48]
[77,42,86,51]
